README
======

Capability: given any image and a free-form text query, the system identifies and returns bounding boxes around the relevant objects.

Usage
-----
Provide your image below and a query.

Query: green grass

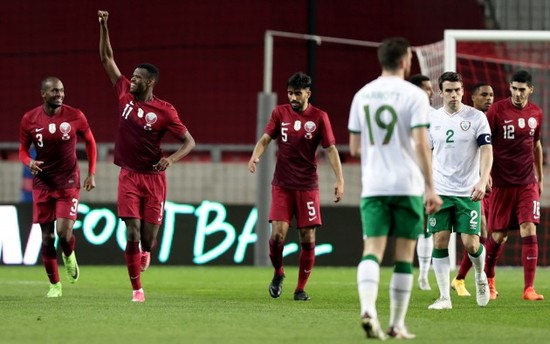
[0,265,548,343]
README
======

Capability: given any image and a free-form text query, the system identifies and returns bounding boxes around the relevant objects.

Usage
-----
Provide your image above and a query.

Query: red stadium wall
[0,0,485,144]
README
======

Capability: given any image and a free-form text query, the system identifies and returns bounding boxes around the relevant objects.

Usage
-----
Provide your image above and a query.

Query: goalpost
[255,31,382,266]
[416,29,550,269]
[416,29,550,117]
[258,29,550,268]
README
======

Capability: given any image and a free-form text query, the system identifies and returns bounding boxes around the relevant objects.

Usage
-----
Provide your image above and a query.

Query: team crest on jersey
[60,122,71,140]
[137,108,144,118]
[304,121,316,139]
[429,218,436,227]
[518,118,525,128]
[294,120,301,131]
[48,123,56,134]
[528,117,537,129]
[144,112,158,131]
[460,121,471,131]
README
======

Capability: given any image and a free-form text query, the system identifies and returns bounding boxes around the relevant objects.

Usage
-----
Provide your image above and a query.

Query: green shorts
[427,196,481,235]
[360,196,424,239]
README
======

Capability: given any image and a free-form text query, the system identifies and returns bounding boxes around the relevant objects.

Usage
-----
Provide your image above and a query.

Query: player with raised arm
[248,72,344,301]
[98,10,196,302]
[349,37,442,340]
[426,72,492,310]
[19,77,97,297]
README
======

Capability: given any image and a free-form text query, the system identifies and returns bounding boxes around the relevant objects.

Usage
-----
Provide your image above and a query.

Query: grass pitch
[0,265,548,343]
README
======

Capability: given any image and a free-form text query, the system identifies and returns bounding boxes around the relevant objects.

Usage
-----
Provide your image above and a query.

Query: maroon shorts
[32,188,80,224]
[487,183,540,231]
[117,168,167,225]
[481,194,491,217]
[269,185,321,229]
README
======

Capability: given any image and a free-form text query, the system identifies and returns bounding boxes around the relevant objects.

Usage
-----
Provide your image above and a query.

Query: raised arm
[98,10,122,85]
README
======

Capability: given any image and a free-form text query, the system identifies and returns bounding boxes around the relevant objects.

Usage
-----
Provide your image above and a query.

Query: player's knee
[42,232,56,245]
[491,231,507,244]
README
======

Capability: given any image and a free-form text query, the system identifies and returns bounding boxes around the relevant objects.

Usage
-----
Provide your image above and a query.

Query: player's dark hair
[409,74,430,87]
[377,37,410,71]
[287,72,312,90]
[137,63,160,83]
[511,70,532,86]
[438,71,463,91]
[471,82,491,95]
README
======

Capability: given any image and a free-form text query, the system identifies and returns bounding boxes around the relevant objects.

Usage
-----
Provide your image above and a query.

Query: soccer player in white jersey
[409,74,436,291]
[427,72,492,310]
[349,37,442,340]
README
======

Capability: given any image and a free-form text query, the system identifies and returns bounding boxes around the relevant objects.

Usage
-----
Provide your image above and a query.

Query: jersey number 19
[364,105,397,145]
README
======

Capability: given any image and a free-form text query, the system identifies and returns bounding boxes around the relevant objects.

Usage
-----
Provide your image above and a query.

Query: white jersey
[429,105,491,196]
[348,76,430,197]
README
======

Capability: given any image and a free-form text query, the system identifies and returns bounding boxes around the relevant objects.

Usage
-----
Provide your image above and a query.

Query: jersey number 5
[364,105,397,145]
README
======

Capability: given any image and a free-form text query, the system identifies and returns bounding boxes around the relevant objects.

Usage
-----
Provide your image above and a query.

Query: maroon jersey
[114,76,188,173]
[265,104,336,190]
[487,98,542,186]
[19,104,91,190]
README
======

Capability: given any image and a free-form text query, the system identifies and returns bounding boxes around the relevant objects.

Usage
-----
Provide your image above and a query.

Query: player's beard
[290,101,302,112]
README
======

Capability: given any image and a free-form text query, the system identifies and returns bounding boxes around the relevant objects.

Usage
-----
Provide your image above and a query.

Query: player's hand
[98,10,109,23]
[248,158,259,173]
[485,174,493,194]
[424,190,442,215]
[153,157,174,171]
[333,181,344,203]
[471,183,486,201]
[29,160,44,175]
[83,174,96,191]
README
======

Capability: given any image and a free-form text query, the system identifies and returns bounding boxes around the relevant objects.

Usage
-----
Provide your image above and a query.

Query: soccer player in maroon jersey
[451,82,494,297]
[484,71,544,301]
[19,77,97,298]
[248,72,345,301]
[98,10,196,302]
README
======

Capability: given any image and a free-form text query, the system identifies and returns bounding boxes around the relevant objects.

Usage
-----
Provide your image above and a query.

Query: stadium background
[1,0,549,266]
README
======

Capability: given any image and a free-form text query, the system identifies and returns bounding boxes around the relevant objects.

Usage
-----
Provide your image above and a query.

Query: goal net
[416,30,550,136]
[415,30,550,267]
